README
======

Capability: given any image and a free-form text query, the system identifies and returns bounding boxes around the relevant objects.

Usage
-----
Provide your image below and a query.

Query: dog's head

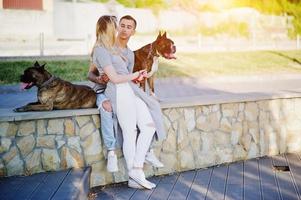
[20,61,51,89]
[154,32,176,59]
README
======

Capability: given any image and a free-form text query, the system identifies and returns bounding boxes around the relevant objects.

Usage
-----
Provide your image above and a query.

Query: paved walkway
[2,75,301,109]
[90,153,301,200]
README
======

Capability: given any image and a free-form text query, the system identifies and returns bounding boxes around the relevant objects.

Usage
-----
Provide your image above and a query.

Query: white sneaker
[128,178,144,189]
[107,151,118,172]
[145,149,164,168]
[128,169,153,190]
[128,178,156,189]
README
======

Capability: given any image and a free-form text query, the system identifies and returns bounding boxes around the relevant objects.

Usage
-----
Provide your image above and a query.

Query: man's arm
[88,63,109,84]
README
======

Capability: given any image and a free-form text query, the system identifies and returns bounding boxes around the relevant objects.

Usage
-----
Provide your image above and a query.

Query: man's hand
[95,74,110,84]
[102,100,112,112]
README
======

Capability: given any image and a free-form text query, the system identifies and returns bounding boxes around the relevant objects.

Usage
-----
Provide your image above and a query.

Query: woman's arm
[103,65,143,84]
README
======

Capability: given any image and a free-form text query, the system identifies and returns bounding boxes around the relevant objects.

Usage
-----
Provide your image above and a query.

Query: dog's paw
[14,107,26,112]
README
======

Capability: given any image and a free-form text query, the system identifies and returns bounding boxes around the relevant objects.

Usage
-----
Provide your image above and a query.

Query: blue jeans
[96,93,116,150]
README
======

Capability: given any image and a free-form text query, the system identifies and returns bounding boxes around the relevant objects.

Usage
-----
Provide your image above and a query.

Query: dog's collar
[40,76,57,88]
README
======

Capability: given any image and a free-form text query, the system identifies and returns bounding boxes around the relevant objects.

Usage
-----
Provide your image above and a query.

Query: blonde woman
[91,15,166,189]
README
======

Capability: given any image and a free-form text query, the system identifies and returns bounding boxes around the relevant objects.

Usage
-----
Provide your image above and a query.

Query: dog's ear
[34,61,40,68]
[40,63,46,70]
[162,31,167,38]
[156,31,162,40]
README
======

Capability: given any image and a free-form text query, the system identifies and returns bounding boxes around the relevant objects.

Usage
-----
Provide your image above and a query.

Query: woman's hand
[132,70,148,83]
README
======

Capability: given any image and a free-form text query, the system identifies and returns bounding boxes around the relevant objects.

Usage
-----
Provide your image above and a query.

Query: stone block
[179,146,195,170]
[0,122,9,137]
[216,147,233,164]
[25,149,42,175]
[56,135,66,149]
[64,119,75,136]
[67,136,82,153]
[221,103,238,118]
[90,161,113,187]
[195,152,216,168]
[248,143,259,159]
[3,146,18,164]
[0,137,11,153]
[48,119,64,135]
[196,115,210,132]
[76,116,91,128]
[245,102,258,121]
[168,108,181,122]
[240,133,252,151]
[177,120,189,150]
[37,135,55,148]
[113,158,128,183]
[92,115,100,129]
[214,130,231,148]
[161,128,176,153]
[81,131,103,164]
[201,132,214,153]
[0,159,5,176]
[184,108,195,132]
[17,135,35,157]
[18,121,35,136]
[42,149,60,171]
[0,122,17,137]
[189,130,202,156]
[219,117,232,133]
[7,154,24,176]
[233,145,247,160]
[79,122,95,140]
[156,152,177,175]
[37,120,46,135]
[60,147,84,169]
[163,114,171,131]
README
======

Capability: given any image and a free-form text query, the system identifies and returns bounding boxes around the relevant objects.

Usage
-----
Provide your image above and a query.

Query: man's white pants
[116,83,155,170]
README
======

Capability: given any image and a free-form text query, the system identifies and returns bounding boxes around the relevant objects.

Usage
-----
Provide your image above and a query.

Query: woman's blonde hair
[91,15,117,59]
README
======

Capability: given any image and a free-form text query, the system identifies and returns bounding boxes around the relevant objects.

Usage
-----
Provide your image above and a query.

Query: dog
[14,61,96,112]
[133,32,176,96]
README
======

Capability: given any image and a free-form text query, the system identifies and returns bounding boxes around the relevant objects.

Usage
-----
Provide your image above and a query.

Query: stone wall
[1,98,301,187]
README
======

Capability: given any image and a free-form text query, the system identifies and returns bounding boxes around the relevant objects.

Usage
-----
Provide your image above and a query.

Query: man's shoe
[145,149,164,168]
[107,151,118,172]
[128,169,153,190]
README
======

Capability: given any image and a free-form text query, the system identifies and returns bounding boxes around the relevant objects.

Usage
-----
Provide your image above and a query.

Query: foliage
[230,0,301,37]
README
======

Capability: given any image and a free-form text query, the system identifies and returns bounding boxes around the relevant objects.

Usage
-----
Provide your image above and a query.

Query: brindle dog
[133,32,176,95]
[14,61,96,112]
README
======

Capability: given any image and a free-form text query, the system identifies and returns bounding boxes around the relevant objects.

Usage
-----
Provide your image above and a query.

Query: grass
[157,50,301,78]
[1,50,301,85]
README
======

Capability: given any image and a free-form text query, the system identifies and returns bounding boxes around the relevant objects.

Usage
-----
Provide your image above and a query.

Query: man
[88,15,163,173]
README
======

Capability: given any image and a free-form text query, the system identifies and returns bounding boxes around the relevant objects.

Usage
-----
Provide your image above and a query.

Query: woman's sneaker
[128,178,144,189]
[128,178,156,189]
[145,149,164,168]
[107,151,118,172]
[128,169,153,190]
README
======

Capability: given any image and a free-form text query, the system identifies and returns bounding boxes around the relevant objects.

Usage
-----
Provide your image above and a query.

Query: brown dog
[14,61,96,112]
[133,32,176,95]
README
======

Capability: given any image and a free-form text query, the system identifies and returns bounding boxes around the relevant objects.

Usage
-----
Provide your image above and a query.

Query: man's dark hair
[119,15,137,29]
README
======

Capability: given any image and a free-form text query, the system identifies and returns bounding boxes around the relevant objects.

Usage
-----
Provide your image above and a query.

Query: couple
[89,15,166,189]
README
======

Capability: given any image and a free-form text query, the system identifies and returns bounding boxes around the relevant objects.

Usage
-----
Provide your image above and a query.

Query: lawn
[0,50,301,85]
